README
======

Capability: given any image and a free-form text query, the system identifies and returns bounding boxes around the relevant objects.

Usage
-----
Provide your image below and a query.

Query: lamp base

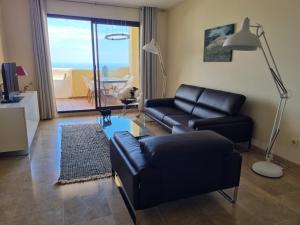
[251,161,283,178]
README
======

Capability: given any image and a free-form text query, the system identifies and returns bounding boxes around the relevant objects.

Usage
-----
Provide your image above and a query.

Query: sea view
[51,63,128,70]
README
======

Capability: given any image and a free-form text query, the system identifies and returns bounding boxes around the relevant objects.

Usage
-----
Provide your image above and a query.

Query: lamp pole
[143,38,167,98]
[253,25,288,164]
[156,44,167,98]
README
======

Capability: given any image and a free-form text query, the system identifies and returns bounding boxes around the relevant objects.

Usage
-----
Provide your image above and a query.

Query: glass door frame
[47,13,140,113]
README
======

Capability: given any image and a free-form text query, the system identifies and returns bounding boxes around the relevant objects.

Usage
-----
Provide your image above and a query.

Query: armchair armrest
[145,98,174,107]
[188,115,252,129]
[222,151,242,189]
[112,132,148,172]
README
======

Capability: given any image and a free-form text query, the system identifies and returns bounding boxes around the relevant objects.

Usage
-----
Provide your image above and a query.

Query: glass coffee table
[98,115,151,139]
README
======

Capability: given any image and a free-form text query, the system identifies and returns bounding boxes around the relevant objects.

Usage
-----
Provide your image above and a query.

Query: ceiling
[61,0,185,9]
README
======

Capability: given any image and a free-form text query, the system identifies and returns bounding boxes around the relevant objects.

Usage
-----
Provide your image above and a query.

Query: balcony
[52,66,139,112]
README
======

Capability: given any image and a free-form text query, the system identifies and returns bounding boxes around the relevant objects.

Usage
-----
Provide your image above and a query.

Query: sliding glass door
[48,17,95,112]
[47,15,140,112]
[92,20,140,109]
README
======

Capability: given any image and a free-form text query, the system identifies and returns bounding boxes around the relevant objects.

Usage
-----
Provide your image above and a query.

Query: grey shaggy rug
[57,123,111,184]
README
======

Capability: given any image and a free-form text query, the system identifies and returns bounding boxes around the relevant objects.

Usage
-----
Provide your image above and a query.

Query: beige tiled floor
[0,113,300,225]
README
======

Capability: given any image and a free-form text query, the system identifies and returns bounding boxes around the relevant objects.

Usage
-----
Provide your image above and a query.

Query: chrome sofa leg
[218,186,239,203]
[113,172,137,224]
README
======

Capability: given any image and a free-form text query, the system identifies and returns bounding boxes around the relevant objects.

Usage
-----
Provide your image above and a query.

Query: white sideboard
[0,91,40,154]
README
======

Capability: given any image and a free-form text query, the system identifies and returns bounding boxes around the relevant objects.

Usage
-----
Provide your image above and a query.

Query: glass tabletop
[98,115,150,139]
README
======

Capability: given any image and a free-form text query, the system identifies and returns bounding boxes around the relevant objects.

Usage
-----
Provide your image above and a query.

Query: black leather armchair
[110,131,242,213]
[144,84,253,147]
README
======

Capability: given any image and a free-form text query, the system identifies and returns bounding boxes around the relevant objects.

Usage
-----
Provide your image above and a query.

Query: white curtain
[30,0,56,120]
[140,7,158,99]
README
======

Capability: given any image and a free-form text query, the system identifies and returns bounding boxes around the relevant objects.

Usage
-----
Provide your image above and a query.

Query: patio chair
[112,74,134,96]
[82,76,95,103]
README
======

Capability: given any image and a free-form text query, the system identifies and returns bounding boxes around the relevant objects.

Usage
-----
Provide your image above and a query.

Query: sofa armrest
[145,98,174,107]
[139,131,233,167]
[188,115,252,129]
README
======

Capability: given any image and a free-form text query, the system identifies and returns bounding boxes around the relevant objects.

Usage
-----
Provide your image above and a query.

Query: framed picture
[203,24,235,62]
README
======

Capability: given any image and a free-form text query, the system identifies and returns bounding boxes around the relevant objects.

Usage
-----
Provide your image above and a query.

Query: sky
[47,18,130,68]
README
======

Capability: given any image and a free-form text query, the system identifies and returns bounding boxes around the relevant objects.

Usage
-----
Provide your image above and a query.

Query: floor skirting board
[250,143,300,173]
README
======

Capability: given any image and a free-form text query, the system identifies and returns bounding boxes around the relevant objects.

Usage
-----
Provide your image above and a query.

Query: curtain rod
[57,0,141,9]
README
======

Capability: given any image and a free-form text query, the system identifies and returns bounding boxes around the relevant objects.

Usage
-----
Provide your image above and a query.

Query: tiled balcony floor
[55,96,122,112]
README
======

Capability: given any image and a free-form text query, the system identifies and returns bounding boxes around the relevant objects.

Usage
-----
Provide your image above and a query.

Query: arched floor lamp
[143,39,167,98]
[223,17,289,178]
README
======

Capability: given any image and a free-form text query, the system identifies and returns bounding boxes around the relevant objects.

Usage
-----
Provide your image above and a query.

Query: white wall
[1,0,37,90]
[0,0,6,66]
[167,0,300,164]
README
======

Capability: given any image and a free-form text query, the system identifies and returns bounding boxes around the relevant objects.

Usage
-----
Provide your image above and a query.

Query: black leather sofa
[145,84,253,146]
[110,130,242,213]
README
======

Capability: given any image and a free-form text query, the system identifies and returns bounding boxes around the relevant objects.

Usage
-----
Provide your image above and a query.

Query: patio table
[99,77,128,84]
[89,77,128,87]
[89,76,129,106]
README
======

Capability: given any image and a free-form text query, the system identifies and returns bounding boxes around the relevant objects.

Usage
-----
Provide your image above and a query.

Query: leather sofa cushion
[196,89,246,116]
[174,99,195,114]
[113,131,148,171]
[192,105,227,119]
[144,106,186,121]
[162,114,198,128]
[140,131,233,167]
[175,84,205,103]
[174,84,205,114]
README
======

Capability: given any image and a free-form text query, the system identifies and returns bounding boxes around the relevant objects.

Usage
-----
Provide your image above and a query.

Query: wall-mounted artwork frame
[203,24,235,62]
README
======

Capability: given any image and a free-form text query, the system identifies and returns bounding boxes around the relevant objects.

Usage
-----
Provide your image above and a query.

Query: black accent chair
[145,84,253,147]
[110,130,242,222]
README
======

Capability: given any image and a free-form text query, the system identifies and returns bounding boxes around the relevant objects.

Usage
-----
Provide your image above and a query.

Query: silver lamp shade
[223,17,261,51]
[142,38,159,54]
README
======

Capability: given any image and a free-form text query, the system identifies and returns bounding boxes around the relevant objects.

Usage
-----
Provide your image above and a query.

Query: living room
[0,0,300,225]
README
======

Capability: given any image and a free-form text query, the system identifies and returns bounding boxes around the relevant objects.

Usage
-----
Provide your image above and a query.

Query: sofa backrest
[174,84,204,114]
[192,88,246,118]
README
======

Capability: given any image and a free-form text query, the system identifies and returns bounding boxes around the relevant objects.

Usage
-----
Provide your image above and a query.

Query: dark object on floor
[57,123,111,184]
[144,84,253,147]
[100,109,111,120]
[110,130,241,212]
[130,87,139,98]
